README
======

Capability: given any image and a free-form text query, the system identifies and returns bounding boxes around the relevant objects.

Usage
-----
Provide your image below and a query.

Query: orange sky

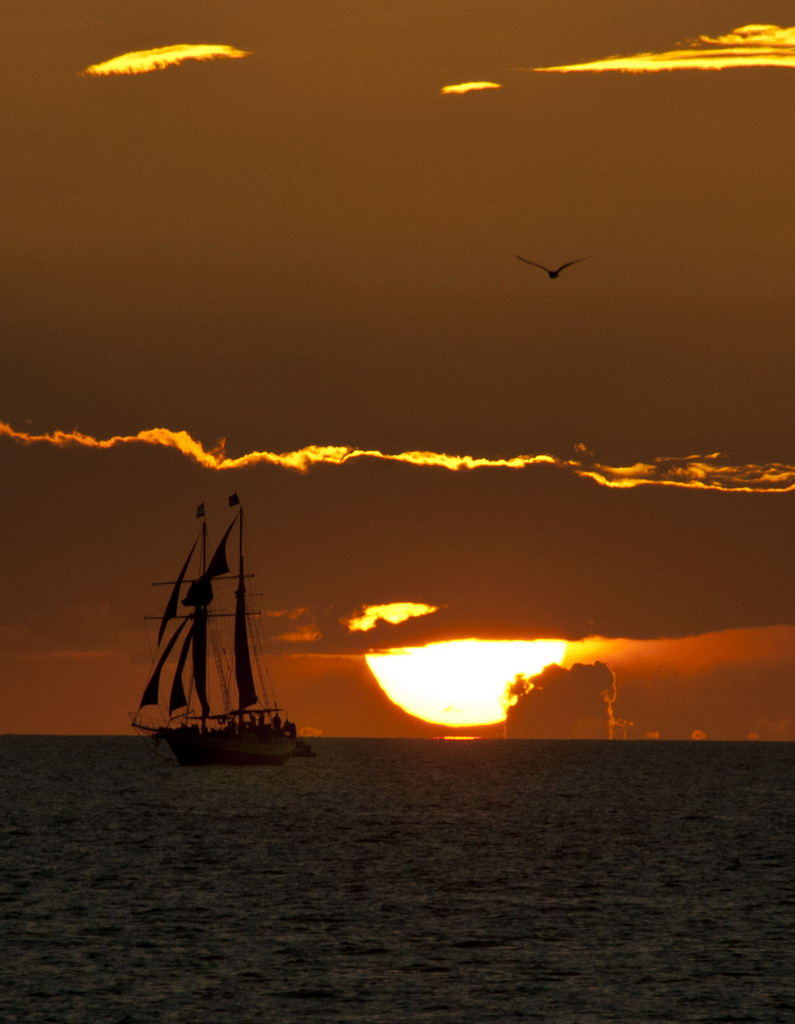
[1,1,794,740]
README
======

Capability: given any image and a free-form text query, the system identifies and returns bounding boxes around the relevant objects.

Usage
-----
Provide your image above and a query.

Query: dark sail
[205,519,236,578]
[168,623,194,713]
[234,567,257,709]
[139,617,189,709]
[158,538,197,645]
[181,519,236,608]
[191,607,210,717]
[182,575,213,608]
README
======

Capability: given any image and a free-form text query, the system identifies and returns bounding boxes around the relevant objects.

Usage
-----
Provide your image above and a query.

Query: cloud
[276,625,323,643]
[5,421,795,493]
[440,81,502,94]
[506,661,621,738]
[565,627,795,741]
[82,44,251,77]
[532,24,795,73]
[345,602,440,632]
[22,648,115,662]
[266,608,322,644]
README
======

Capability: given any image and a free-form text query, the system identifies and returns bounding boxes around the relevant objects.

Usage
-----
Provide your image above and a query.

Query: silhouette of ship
[132,495,315,765]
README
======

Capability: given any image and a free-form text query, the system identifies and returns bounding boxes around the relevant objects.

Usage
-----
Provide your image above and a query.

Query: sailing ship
[132,495,315,765]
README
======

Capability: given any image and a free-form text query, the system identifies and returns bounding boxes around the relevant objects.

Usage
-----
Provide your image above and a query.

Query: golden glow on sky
[533,24,795,73]
[345,602,440,632]
[5,421,795,493]
[440,81,502,94]
[365,639,567,727]
[82,44,252,77]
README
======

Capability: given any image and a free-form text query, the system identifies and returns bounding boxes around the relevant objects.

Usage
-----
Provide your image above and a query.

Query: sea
[1,737,792,1024]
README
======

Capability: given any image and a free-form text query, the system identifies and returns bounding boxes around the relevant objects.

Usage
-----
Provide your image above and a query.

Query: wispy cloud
[440,81,502,94]
[4,421,795,492]
[82,43,251,77]
[265,608,322,643]
[533,24,795,73]
[276,625,323,643]
[345,603,440,632]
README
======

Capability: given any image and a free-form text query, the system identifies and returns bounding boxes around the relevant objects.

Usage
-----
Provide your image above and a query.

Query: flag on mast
[196,503,205,518]
[228,493,240,507]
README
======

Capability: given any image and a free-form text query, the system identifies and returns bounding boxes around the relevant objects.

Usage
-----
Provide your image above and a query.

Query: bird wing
[515,256,550,272]
[554,257,589,273]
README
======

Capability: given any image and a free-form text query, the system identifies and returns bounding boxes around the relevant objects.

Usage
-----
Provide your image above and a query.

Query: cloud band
[3,421,795,493]
[532,24,795,73]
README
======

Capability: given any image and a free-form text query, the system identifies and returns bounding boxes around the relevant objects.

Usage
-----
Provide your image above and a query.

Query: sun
[365,639,567,727]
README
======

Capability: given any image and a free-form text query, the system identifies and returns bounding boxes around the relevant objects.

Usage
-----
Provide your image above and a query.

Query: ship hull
[156,727,296,766]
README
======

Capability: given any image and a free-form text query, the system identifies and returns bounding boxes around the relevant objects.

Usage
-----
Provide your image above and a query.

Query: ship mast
[191,518,210,728]
[233,499,258,711]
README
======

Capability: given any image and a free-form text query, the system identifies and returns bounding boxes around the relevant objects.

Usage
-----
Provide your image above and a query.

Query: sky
[1,0,794,740]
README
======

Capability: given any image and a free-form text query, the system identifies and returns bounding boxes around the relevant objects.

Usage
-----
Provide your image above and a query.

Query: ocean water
[1,738,793,1024]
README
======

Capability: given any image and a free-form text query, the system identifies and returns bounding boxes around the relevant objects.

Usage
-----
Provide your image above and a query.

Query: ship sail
[177,517,238,719]
[205,518,235,578]
[190,604,210,717]
[234,559,257,708]
[139,616,189,709]
[233,506,257,709]
[158,539,196,644]
[169,624,193,713]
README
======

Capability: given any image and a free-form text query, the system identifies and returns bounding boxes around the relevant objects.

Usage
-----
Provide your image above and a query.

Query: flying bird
[516,255,589,278]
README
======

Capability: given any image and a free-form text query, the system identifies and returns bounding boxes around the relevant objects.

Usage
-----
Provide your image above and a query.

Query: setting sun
[365,639,567,727]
